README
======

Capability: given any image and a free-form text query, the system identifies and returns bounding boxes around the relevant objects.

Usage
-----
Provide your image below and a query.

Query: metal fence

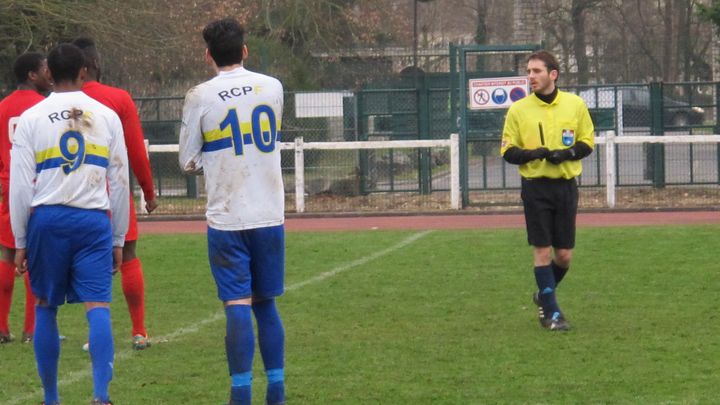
[134,82,720,216]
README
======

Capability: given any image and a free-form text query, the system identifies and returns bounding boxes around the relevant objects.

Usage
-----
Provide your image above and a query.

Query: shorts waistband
[521,177,576,184]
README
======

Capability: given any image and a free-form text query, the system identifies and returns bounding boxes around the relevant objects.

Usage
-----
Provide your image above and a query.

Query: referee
[500,50,594,331]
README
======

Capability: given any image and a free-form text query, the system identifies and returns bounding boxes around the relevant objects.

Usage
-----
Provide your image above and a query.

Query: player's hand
[145,197,158,213]
[14,248,27,276]
[527,147,550,161]
[547,149,575,165]
[112,247,123,274]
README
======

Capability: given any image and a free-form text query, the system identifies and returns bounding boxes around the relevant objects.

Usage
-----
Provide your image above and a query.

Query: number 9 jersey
[9,91,130,249]
[179,67,284,231]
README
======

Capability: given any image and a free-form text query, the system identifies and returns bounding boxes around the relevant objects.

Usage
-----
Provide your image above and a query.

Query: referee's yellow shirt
[500,90,595,179]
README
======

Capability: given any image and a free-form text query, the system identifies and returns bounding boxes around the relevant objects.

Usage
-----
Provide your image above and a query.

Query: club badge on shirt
[562,129,575,146]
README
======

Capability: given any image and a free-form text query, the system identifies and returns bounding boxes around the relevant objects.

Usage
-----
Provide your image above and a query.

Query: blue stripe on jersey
[36,154,109,173]
[202,137,232,152]
[84,155,109,168]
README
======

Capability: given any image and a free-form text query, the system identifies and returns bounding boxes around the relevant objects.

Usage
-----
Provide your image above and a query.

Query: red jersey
[82,81,155,200]
[0,90,45,182]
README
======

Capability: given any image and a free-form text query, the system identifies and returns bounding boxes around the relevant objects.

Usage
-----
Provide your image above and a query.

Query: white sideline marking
[8,230,432,404]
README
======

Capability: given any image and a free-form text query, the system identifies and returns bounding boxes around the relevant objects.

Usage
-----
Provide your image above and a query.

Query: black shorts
[521,177,579,249]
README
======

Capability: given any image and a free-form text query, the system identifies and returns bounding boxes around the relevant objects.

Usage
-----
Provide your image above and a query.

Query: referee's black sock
[551,261,569,286]
[534,265,561,319]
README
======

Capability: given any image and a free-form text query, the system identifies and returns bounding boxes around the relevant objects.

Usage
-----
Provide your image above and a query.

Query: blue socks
[551,261,569,286]
[253,299,285,404]
[534,265,561,319]
[87,307,114,402]
[35,306,60,405]
[226,305,254,405]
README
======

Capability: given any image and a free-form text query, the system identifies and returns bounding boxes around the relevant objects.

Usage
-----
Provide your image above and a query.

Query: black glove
[547,148,576,165]
[525,147,550,161]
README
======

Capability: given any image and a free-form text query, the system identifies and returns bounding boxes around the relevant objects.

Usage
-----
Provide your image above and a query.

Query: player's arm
[106,114,130,249]
[178,88,205,175]
[501,108,549,165]
[121,93,156,202]
[8,117,36,250]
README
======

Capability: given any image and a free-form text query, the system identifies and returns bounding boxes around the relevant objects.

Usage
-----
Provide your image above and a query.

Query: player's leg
[26,206,73,404]
[71,208,115,404]
[552,249,573,286]
[551,178,578,288]
[22,271,36,342]
[249,225,286,405]
[208,227,255,405]
[34,300,61,404]
[0,185,17,342]
[0,244,15,342]
[522,178,563,328]
[121,198,149,349]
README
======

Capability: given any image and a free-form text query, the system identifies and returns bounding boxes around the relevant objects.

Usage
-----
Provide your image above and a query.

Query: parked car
[580,87,705,129]
[620,88,705,128]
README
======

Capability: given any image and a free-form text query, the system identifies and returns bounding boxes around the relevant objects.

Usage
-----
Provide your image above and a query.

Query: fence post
[605,131,616,208]
[294,137,305,213]
[649,82,666,188]
[140,139,149,214]
[716,82,720,184]
[450,134,460,209]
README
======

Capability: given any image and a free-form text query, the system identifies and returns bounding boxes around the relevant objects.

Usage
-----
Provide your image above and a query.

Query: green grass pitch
[1,225,719,404]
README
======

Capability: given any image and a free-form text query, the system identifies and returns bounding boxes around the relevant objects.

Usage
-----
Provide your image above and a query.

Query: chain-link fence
[134,82,720,217]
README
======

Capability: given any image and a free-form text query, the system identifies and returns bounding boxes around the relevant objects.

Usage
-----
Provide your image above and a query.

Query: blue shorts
[27,205,113,306]
[207,225,285,302]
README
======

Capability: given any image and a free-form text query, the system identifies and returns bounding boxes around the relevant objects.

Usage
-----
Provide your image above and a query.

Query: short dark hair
[528,50,560,81]
[202,18,245,67]
[71,36,101,71]
[47,44,86,84]
[13,52,46,84]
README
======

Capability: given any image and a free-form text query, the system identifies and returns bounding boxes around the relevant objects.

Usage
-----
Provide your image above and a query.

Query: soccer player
[500,50,594,331]
[10,43,128,405]
[179,18,286,405]
[0,52,53,344]
[72,37,156,350]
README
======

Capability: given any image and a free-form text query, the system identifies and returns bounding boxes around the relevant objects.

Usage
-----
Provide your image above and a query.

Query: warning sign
[468,77,529,110]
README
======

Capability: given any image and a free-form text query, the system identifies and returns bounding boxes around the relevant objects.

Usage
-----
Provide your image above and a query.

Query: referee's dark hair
[13,52,45,85]
[203,18,245,67]
[47,44,85,84]
[528,50,560,82]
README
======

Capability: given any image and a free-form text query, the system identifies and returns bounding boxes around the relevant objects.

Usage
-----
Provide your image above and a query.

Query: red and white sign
[468,76,529,110]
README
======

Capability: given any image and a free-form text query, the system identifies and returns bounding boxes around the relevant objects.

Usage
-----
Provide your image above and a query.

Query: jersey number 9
[59,130,86,174]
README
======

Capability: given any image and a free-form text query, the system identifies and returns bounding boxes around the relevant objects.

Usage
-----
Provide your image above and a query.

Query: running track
[138,211,720,234]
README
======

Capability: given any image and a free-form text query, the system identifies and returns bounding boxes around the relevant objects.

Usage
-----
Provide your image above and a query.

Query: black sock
[551,261,569,286]
[534,265,561,319]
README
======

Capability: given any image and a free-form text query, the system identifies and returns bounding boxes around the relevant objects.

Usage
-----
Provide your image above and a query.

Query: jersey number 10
[219,104,277,156]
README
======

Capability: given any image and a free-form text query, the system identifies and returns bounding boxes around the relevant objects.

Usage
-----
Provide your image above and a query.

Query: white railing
[596,131,720,208]
[147,134,461,213]
[147,133,720,212]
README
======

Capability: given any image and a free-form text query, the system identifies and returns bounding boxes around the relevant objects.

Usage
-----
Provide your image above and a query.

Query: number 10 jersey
[179,67,285,231]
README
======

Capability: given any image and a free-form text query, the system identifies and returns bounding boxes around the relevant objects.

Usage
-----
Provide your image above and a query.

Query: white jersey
[9,91,129,248]
[179,67,284,231]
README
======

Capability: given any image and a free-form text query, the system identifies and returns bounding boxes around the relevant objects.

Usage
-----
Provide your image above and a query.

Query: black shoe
[0,332,13,343]
[541,313,570,331]
[90,399,113,405]
[532,292,545,325]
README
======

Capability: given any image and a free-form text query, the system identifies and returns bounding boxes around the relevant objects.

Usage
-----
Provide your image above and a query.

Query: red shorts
[0,179,14,249]
[126,196,138,242]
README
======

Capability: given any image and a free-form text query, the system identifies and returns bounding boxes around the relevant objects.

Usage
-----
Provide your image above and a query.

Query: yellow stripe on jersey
[202,119,282,143]
[35,143,109,163]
